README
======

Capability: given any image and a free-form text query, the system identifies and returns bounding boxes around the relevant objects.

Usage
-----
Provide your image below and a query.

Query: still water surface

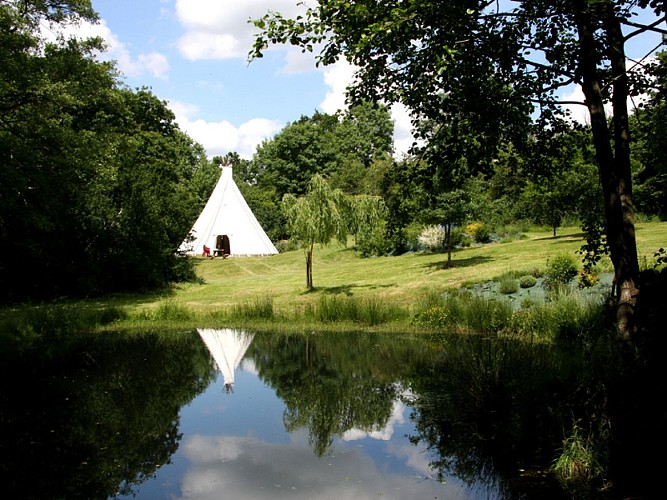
[0,328,567,499]
[137,345,469,498]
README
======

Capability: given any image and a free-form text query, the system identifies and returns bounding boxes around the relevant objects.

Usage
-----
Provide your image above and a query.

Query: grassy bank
[2,222,665,335]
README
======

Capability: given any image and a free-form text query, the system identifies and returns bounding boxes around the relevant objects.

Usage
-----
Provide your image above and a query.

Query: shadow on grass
[304,283,397,296]
[85,287,178,308]
[533,232,585,241]
[423,255,493,271]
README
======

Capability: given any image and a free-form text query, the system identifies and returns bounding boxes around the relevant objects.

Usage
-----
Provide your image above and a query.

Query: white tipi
[180,166,278,257]
[197,328,254,393]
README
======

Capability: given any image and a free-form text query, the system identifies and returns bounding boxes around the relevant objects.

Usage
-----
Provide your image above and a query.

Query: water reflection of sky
[122,361,482,499]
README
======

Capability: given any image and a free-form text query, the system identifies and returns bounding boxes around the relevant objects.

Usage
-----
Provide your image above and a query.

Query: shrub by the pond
[519,275,537,288]
[498,278,519,294]
[232,297,275,320]
[553,425,605,492]
[2,304,127,340]
[315,295,404,325]
[543,253,578,291]
[149,300,193,321]
[577,268,600,288]
[414,291,513,333]
[510,294,607,341]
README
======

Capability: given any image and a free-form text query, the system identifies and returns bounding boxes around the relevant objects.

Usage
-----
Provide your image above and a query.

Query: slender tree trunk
[576,8,640,339]
[306,244,314,289]
[446,224,452,267]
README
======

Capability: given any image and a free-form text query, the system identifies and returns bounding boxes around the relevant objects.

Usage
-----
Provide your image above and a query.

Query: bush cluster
[519,275,537,288]
[498,278,519,294]
[543,253,579,291]
[418,225,446,251]
[466,222,491,243]
[414,291,513,334]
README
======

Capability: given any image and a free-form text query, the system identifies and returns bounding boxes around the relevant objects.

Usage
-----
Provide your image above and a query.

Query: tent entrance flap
[215,235,231,257]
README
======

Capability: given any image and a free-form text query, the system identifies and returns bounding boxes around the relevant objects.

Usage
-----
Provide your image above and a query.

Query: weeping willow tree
[282,175,347,289]
[346,194,388,257]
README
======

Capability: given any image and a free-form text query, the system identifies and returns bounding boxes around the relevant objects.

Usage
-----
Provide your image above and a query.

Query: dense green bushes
[0,4,217,302]
[543,253,579,291]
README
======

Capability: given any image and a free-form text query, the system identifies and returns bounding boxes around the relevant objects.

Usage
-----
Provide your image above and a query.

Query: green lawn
[150,222,666,317]
[3,222,664,334]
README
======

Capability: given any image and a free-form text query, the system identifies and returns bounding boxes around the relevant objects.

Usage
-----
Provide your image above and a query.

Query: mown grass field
[2,222,665,334]
[129,222,665,323]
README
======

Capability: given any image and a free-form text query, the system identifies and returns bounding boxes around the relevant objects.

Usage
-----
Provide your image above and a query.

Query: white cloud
[238,119,283,155]
[41,19,170,80]
[281,46,321,74]
[391,103,418,157]
[177,31,242,61]
[319,60,357,114]
[177,433,467,500]
[134,52,170,79]
[316,59,417,157]
[342,400,406,442]
[170,100,282,159]
[174,0,308,60]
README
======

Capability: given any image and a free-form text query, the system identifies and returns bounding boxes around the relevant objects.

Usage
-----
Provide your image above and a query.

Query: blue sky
[56,1,663,160]
[75,0,412,159]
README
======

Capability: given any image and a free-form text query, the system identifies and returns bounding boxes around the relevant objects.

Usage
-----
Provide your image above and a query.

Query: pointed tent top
[197,328,254,392]
[179,166,278,257]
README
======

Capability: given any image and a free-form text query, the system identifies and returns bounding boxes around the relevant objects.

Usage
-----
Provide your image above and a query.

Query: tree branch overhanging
[622,15,667,41]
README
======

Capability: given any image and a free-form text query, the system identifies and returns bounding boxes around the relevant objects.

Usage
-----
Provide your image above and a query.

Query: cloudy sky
[69,1,662,160]
[68,0,412,160]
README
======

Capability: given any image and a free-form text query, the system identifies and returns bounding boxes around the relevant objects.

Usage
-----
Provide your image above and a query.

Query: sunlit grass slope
[155,222,666,319]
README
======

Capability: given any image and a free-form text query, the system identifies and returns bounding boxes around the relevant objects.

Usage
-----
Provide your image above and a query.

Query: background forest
[1,1,665,304]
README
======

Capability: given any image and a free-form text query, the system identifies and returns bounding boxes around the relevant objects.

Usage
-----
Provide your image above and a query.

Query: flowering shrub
[543,253,578,291]
[578,268,600,288]
[466,222,491,243]
[414,306,450,328]
[418,225,446,251]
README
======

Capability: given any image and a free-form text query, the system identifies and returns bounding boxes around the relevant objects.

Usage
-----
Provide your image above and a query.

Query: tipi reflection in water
[197,328,254,394]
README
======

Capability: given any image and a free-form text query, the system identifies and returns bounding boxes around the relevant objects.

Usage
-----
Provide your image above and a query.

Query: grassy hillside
[149,222,666,319]
[2,222,664,334]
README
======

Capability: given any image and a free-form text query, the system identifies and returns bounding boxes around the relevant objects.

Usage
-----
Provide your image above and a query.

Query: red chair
[202,245,211,257]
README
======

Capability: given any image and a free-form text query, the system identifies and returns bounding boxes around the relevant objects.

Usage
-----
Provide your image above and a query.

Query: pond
[0,328,592,499]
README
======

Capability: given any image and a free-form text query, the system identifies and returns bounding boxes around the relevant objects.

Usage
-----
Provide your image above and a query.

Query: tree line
[249,0,667,340]
[2,0,666,337]
[0,1,221,302]
[224,88,664,289]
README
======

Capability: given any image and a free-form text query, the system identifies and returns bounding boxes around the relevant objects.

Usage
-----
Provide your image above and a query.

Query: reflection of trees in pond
[248,332,426,456]
[0,330,213,499]
[406,335,591,497]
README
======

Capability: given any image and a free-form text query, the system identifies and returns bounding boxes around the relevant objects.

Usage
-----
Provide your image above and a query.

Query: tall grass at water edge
[414,288,608,341]
[228,294,409,326]
[0,303,127,346]
[1,286,611,340]
[308,294,408,325]
[3,222,664,336]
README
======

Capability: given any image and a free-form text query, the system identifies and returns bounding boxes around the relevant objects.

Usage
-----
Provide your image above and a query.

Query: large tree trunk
[576,9,640,339]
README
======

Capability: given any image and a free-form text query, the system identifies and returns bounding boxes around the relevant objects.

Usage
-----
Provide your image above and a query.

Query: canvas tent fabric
[197,328,254,391]
[180,166,278,257]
